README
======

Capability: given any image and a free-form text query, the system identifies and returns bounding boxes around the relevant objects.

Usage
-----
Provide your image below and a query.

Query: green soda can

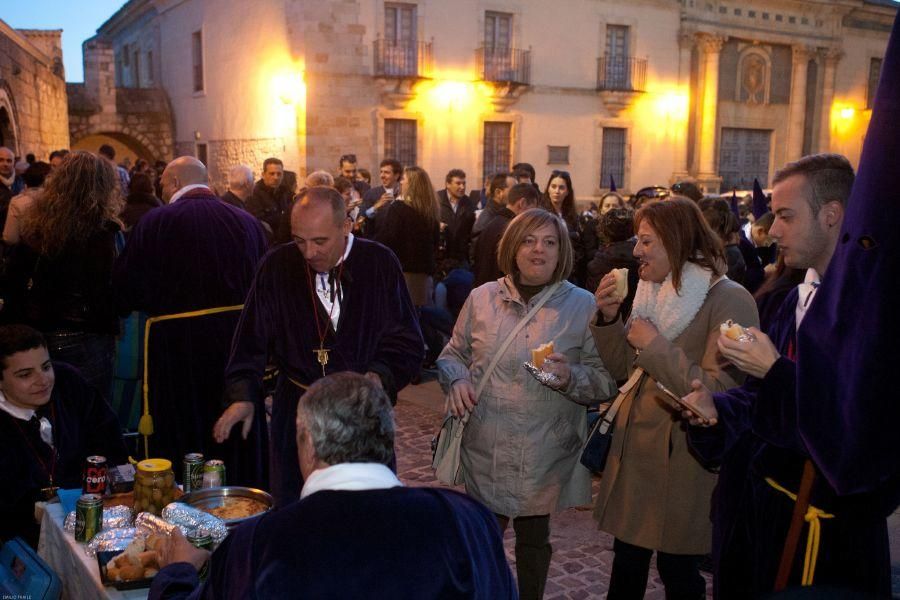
[75,494,103,543]
[183,453,205,493]
[201,460,226,488]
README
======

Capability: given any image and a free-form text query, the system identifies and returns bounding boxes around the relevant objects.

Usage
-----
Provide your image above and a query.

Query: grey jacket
[438,277,617,516]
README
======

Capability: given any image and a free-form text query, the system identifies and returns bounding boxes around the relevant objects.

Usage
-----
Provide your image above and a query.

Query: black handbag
[580,367,644,474]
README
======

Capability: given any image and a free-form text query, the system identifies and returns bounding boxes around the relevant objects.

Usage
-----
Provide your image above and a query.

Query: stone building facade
[87,0,896,196]
[0,19,69,159]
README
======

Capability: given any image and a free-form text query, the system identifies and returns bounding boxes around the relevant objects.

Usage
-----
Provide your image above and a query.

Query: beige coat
[438,277,618,517]
[590,278,758,554]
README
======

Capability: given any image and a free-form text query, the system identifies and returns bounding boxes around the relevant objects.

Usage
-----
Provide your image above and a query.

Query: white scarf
[300,462,402,499]
[0,173,15,188]
[630,262,717,341]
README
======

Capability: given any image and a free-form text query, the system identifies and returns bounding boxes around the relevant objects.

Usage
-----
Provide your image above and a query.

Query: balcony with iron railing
[596,56,647,92]
[477,46,531,86]
[373,38,433,78]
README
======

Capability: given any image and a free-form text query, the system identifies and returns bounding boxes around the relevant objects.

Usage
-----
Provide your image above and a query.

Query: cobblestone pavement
[395,375,900,599]
[394,375,710,599]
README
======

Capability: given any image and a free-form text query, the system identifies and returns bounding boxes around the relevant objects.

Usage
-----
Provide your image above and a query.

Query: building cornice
[0,19,54,67]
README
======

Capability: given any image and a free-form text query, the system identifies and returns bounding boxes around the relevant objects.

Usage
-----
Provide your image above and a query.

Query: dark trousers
[45,330,115,401]
[496,514,551,600]
[608,538,705,600]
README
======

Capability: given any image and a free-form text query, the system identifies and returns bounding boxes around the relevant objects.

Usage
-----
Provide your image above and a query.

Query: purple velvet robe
[223,238,423,506]
[113,189,269,487]
[148,487,517,600]
[795,11,900,502]
[689,290,892,597]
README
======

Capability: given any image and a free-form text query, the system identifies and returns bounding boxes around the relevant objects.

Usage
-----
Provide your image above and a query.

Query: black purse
[580,367,644,474]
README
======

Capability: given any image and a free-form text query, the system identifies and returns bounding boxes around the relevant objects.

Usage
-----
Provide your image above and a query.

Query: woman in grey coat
[438,208,617,599]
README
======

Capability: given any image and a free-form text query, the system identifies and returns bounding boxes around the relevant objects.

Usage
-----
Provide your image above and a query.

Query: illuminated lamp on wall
[273,71,306,105]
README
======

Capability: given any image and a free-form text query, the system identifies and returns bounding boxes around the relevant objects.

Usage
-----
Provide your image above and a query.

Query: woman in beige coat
[591,198,759,599]
[438,208,617,600]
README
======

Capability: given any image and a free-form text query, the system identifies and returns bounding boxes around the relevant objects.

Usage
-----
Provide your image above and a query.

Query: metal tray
[178,486,273,528]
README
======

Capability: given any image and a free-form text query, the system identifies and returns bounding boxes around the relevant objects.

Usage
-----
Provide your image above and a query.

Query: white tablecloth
[37,503,148,600]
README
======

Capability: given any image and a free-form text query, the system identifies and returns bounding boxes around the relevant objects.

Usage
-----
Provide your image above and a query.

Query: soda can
[183,453,205,493]
[75,494,103,543]
[201,460,226,488]
[83,456,108,495]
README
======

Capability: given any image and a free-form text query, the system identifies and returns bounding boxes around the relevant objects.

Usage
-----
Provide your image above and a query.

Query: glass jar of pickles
[134,458,175,515]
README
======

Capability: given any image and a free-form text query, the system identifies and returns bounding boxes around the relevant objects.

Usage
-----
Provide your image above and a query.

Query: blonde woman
[375,165,440,306]
[439,208,617,599]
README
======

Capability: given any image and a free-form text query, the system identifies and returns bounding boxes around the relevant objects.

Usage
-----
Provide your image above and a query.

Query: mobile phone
[655,381,711,423]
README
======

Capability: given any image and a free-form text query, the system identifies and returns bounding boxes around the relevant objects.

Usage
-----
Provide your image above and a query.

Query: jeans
[608,538,705,600]
[45,330,115,401]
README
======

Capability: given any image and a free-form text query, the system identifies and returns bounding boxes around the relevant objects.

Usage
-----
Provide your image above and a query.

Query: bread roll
[531,342,554,369]
[612,268,628,301]
[719,320,744,341]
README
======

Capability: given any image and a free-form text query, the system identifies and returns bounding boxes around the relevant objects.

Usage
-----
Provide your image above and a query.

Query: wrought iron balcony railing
[477,46,531,85]
[596,56,647,92]
[373,39,432,78]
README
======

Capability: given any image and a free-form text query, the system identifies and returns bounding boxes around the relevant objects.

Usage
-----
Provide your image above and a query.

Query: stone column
[671,30,695,182]
[696,33,725,192]
[82,36,116,115]
[786,45,813,162]
[817,48,842,153]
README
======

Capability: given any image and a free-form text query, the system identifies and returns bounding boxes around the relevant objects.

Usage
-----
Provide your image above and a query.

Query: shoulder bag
[580,367,645,474]
[432,281,561,485]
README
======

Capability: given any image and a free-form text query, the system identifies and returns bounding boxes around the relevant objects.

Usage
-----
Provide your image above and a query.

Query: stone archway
[72,131,157,165]
[0,83,20,153]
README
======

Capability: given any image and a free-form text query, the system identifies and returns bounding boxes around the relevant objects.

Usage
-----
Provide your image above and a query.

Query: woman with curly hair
[375,165,440,306]
[13,150,124,397]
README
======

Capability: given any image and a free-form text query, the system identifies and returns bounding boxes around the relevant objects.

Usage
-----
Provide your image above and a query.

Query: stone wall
[0,22,69,158]
[173,137,289,192]
[68,36,174,162]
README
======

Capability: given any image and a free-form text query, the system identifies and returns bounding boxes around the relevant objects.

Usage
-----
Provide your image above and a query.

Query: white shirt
[314,233,355,330]
[795,268,821,329]
[0,391,54,447]
[300,462,403,500]
[169,184,211,204]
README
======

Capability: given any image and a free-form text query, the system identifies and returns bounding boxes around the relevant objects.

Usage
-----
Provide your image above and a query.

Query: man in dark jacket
[472,181,538,287]
[247,157,294,238]
[437,168,476,265]
[150,372,516,600]
[221,165,253,210]
[0,147,24,231]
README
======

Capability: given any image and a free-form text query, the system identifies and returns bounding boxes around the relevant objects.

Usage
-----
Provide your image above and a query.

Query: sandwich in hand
[531,341,554,369]
[611,268,629,301]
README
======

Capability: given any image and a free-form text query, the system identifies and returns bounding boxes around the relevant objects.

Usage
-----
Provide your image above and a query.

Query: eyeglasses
[339,154,357,164]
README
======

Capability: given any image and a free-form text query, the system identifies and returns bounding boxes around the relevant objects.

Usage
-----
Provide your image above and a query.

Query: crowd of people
[1,53,898,596]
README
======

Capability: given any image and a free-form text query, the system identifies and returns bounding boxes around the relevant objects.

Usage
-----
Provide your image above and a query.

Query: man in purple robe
[682,153,894,597]
[213,186,423,507]
[114,157,268,487]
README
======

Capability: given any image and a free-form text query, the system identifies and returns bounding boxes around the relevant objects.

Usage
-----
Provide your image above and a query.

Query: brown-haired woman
[591,197,759,598]
[439,208,617,599]
[375,165,440,306]
[13,150,123,397]
[540,170,595,289]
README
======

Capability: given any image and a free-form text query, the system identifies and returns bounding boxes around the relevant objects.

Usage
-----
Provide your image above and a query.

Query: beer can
[182,453,205,493]
[201,460,226,488]
[75,494,103,543]
[83,455,108,495]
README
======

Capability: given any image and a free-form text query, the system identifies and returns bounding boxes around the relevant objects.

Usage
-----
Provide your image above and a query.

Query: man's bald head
[160,156,208,202]
[291,186,351,273]
[292,186,347,227]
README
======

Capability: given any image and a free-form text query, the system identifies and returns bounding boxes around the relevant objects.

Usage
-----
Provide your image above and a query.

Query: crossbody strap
[459,281,561,424]
[598,367,644,434]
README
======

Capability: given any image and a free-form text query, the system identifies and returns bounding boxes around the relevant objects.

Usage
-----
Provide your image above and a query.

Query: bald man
[113,157,269,487]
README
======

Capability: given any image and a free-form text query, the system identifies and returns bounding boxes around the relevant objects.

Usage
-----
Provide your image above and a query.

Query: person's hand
[594,273,622,322]
[626,317,659,351]
[213,401,255,443]
[364,371,384,391]
[158,529,210,571]
[679,379,718,427]
[542,353,571,390]
[446,379,476,417]
[717,327,780,378]
[374,192,393,210]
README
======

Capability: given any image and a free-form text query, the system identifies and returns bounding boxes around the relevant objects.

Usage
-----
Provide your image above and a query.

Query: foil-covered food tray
[178,486,273,529]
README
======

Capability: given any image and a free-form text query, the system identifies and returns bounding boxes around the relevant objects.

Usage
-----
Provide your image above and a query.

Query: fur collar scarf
[630,262,719,341]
